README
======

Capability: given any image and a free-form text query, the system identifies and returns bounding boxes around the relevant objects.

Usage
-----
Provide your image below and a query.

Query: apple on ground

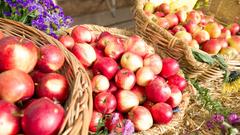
[150,102,173,124]
[115,68,136,90]
[116,90,139,113]
[128,106,153,131]
[204,22,221,38]
[92,75,110,93]
[131,85,146,104]
[120,52,143,72]
[89,111,103,132]
[146,76,171,103]
[175,31,192,43]
[92,57,119,80]
[0,36,38,73]
[193,30,210,44]
[124,35,147,57]
[160,58,180,78]
[59,35,75,50]
[166,85,183,108]
[71,25,92,43]
[105,112,124,133]
[167,74,187,91]
[228,36,240,52]
[201,39,222,55]
[94,92,117,114]
[136,67,155,87]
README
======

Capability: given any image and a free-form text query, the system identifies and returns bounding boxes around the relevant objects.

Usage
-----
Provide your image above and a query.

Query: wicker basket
[66,24,191,134]
[0,18,93,135]
[133,0,228,84]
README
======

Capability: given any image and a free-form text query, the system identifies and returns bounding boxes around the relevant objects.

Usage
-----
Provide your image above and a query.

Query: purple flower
[3,11,11,17]
[228,113,240,125]
[16,0,32,7]
[28,3,44,14]
[211,114,224,123]
[122,119,134,135]
[206,121,214,129]
[39,0,55,9]
[4,0,17,7]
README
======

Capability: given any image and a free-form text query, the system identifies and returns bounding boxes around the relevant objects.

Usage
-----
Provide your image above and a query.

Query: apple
[228,36,240,52]
[184,21,200,34]
[220,47,238,58]
[92,57,119,80]
[172,25,186,34]
[36,73,69,103]
[157,18,170,29]
[120,52,143,72]
[151,102,173,124]
[94,92,117,114]
[218,38,228,48]
[144,2,155,14]
[97,31,112,40]
[188,40,200,49]
[227,23,240,35]
[131,86,146,104]
[155,11,165,18]
[89,111,103,132]
[115,68,136,90]
[90,32,97,43]
[166,86,183,108]
[165,14,179,28]
[145,45,155,57]
[107,81,118,93]
[97,34,117,50]
[0,69,34,103]
[128,106,153,131]
[72,43,96,67]
[71,25,92,43]
[175,31,192,43]
[0,100,20,135]
[116,90,139,113]
[186,10,201,24]
[204,22,221,38]
[105,112,124,133]
[220,28,231,40]
[104,39,124,60]
[175,10,187,23]
[124,35,147,57]
[202,39,222,54]
[146,77,171,103]
[143,100,154,111]
[160,58,180,78]
[143,54,162,74]
[193,30,210,44]
[167,74,187,91]
[136,67,155,87]
[30,70,46,83]
[59,35,75,50]
[0,36,38,73]
[92,75,110,93]
[94,46,104,59]
[155,3,170,14]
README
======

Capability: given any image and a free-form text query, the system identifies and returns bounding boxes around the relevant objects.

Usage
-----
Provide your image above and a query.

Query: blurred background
[58,0,134,28]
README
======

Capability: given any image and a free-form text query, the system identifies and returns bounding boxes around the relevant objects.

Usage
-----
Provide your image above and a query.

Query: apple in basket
[160,58,180,78]
[105,112,124,133]
[167,74,187,92]
[120,52,143,72]
[228,36,240,52]
[193,30,210,44]
[186,10,201,24]
[0,100,20,135]
[175,31,192,43]
[104,39,125,60]
[155,3,170,15]
[124,35,147,57]
[89,111,103,132]
[136,67,155,87]
[227,23,240,35]
[71,25,92,43]
[0,36,38,73]
[116,90,139,113]
[172,25,186,35]
[59,35,75,50]
[94,92,117,114]
[165,14,179,28]
[202,39,222,55]
[220,28,231,40]
[92,75,110,93]
[131,85,146,104]
[143,54,163,74]
[175,10,187,23]
[204,22,221,39]
[115,68,136,90]
[166,85,183,108]
[151,102,173,124]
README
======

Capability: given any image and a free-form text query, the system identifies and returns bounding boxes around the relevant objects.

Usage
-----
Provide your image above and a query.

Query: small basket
[0,18,93,135]
[67,24,191,134]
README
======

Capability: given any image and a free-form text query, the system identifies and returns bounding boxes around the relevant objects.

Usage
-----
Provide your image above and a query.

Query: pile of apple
[144,2,240,56]
[59,25,187,133]
[0,31,69,135]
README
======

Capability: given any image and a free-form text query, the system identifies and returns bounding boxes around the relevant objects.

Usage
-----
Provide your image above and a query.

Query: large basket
[133,0,227,83]
[66,24,191,134]
[0,18,93,135]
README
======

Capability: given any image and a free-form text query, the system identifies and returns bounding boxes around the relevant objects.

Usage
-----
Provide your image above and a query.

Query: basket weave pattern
[0,18,93,135]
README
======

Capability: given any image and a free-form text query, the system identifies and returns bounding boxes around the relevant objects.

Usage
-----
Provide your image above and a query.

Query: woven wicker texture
[0,18,93,135]
[67,24,191,135]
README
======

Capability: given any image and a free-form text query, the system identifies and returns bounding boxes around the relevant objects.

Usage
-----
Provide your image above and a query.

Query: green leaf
[213,55,228,70]
[192,50,215,65]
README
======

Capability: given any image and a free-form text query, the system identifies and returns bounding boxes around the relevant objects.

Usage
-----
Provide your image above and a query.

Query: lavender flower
[206,121,214,129]
[211,114,224,123]
[122,119,134,135]
[4,0,17,7]
[228,113,240,125]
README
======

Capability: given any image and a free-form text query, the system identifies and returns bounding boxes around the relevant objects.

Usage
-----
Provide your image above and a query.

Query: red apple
[124,35,147,57]
[146,77,171,103]
[218,38,228,48]
[193,30,210,44]
[97,31,112,40]
[94,92,117,114]
[157,18,170,29]
[228,36,240,52]
[59,35,75,50]
[128,106,153,131]
[92,57,119,80]
[165,14,179,28]
[155,11,165,18]
[115,68,136,90]
[90,32,97,43]
[71,25,92,43]
[89,111,103,132]
[131,86,146,104]
[36,73,69,103]
[188,40,200,49]
[92,75,110,93]
[0,69,34,103]
[30,70,46,83]
[227,23,240,35]
[172,25,186,34]
[94,46,104,59]
[186,10,201,24]
[72,43,96,67]
[107,81,118,93]
[204,22,221,38]
[120,52,143,72]
[105,112,124,133]
[0,100,20,135]
[145,45,155,57]
[166,86,182,108]
[155,3,170,14]
[175,10,187,23]
[220,28,231,40]
[202,39,222,54]
[97,34,117,50]
[151,102,173,124]
[116,90,139,113]
[143,100,154,111]
[184,21,200,34]
[136,67,155,87]
[143,54,162,74]
[175,31,192,43]
[160,58,180,78]
[0,36,38,73]
[167,74,187,91]
[104,39,124,60]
